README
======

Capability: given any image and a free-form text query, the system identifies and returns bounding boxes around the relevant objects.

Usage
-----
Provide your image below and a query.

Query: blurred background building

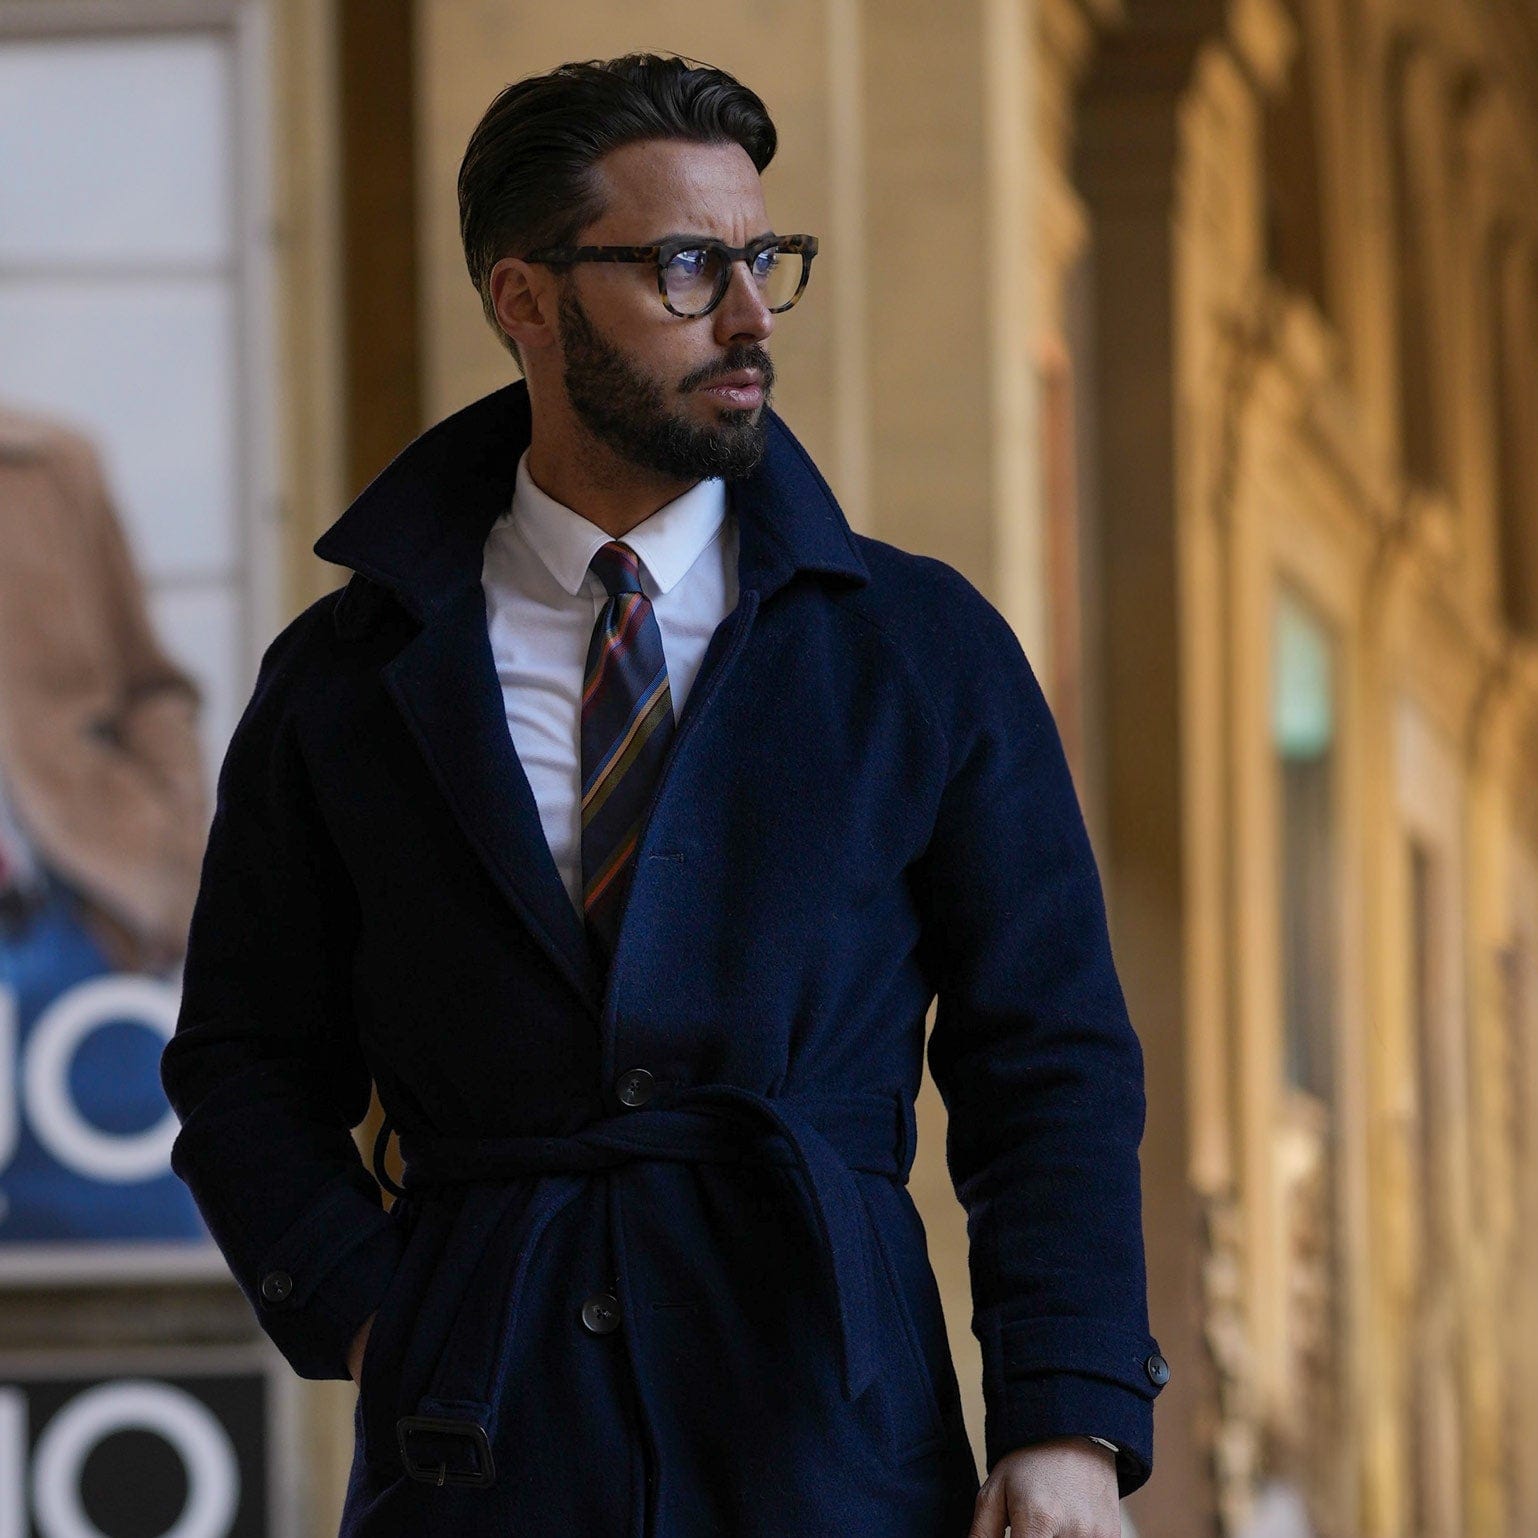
[1,1,1536,1536]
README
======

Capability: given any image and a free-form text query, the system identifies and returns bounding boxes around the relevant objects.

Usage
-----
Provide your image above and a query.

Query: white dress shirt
[480,446,739,918]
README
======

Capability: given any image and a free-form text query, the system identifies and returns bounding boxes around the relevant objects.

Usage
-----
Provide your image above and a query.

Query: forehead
[585,139,769,236]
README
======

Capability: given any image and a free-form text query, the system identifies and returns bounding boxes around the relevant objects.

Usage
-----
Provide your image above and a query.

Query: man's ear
[490,257,559,356]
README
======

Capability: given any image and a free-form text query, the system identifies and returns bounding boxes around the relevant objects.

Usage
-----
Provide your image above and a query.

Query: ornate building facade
[1033,0,1538,1533]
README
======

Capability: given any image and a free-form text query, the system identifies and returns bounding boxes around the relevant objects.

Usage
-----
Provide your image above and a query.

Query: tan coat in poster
[0,400,208,974]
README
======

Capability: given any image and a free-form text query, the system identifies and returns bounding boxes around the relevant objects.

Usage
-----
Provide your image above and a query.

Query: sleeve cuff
[984,1372,1155,1497]
[240,1175,409,1380]
[980,1314,1169,1498]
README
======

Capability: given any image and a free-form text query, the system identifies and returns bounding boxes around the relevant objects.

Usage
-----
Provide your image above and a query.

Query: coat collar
[312,376,868,617]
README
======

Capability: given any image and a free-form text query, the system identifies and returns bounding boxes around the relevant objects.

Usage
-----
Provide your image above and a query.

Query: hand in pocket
[348,1311,377,1386]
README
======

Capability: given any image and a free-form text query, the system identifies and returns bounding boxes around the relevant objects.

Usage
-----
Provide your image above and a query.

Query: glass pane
[1273,587,1338,1101]
[1273,591,1334,754]
[0,33,231,265]
[0,278,239,579]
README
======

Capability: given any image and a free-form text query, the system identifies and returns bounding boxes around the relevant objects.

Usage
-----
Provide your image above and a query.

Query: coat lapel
[311,377,871,1016]
[381,577,604,1015]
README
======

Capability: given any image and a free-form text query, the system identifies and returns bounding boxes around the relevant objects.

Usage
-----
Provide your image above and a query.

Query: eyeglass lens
[662,244,806,315]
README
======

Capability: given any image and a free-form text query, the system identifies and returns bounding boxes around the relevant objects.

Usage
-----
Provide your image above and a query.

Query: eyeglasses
[522,233,818,318]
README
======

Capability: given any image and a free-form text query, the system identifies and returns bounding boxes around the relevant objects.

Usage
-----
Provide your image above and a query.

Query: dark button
[615,1068,654,1107]
[580,1291,621,1334]
[260,1270,294,1304]
[1145,1351,1170,1387]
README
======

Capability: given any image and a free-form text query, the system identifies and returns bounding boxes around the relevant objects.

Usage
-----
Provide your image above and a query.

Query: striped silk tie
[581,540,676,975]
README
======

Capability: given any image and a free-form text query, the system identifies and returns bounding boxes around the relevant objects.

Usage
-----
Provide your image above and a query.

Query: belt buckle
[396,1415,496,1487]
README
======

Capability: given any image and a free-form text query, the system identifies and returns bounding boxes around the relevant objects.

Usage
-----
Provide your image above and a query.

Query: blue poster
[0,869,210,1261]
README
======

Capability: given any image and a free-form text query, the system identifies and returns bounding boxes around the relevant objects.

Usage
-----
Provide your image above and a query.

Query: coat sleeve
[907,565,1168,1498]
[159,598,406,1381]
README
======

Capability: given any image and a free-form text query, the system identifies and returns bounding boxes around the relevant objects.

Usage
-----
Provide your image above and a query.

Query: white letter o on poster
[31,1379,239,1538]
[22,976,181,1182]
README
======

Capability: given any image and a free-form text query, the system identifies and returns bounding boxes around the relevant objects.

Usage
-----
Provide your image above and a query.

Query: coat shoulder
[232,586,354,738]
[843,534,1044,732]
[261,585,347,670]
[250,572,402,692]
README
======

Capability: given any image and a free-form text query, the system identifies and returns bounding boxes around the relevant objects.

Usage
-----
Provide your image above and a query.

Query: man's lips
[699,369,765,408]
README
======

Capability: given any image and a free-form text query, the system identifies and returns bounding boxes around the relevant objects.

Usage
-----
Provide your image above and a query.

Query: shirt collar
[311,377,869,622]
[503,446,728,599]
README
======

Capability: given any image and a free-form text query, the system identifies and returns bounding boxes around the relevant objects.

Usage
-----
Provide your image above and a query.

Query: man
[160,52,1168,1538]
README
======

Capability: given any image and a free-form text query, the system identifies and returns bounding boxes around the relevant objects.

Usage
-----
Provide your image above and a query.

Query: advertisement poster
[0,27,263,1283]
[0,408,225,1279]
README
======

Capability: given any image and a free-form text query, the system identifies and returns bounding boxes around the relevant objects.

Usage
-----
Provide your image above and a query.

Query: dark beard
[556,281,774,482]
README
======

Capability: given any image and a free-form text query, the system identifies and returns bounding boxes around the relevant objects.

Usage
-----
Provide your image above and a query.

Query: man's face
[551,138,779,482]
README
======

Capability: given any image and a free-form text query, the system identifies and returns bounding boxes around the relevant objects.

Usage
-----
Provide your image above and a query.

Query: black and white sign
[0,1348,295,1538]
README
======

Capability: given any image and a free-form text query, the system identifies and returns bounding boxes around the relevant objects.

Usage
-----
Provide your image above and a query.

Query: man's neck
[525,423,698,539]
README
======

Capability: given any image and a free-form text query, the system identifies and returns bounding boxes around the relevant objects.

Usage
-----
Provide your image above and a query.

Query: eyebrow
[648,230,778,247]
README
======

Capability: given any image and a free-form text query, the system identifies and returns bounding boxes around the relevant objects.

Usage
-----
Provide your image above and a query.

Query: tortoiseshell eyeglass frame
[521,233,819,318]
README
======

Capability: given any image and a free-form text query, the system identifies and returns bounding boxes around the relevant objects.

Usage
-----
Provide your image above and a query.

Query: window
[1273,586,1339,1104]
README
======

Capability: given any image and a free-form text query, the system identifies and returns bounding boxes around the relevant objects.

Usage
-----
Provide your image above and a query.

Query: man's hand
[968,1436,1120,1538]
[346,1311,376,1386]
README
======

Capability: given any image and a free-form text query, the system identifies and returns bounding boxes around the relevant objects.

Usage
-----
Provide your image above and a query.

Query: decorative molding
[1201,1190,1259,1537]
[1226,0,1296,97]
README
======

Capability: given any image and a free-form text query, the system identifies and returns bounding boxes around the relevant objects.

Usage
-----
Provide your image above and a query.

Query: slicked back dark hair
[458,52,778,369]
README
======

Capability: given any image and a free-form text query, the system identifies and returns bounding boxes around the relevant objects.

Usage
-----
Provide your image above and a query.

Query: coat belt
[385,1083,916,1477]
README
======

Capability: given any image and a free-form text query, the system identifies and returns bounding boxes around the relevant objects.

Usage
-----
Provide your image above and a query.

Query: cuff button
[1144,1351,1170,1387]
[260,1269,294,1303]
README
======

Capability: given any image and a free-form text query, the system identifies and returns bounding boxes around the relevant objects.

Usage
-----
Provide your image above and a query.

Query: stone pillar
[1075,13,1218,1533]
[1073,2,1294,1531]
[272,0,349,615]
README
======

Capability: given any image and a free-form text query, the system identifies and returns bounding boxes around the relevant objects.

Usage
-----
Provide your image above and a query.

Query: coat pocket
[856,1175,949,1463]
[355,1187,497,1473]
[355,1195,428,1471]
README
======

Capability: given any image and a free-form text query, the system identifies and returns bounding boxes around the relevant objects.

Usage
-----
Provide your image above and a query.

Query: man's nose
[712,258,775,344]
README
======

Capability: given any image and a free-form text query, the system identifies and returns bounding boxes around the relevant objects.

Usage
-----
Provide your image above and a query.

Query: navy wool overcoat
[160,377,1168,1537]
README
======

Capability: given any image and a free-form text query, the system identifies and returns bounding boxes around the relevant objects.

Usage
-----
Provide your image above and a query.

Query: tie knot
[589,541,644,598]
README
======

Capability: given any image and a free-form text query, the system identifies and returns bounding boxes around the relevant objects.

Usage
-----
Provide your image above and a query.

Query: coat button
[260,1270,294,1303]
[1145,1351,1170,1387]
[615,1068,654,1107]
[580,1292,621,1334]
